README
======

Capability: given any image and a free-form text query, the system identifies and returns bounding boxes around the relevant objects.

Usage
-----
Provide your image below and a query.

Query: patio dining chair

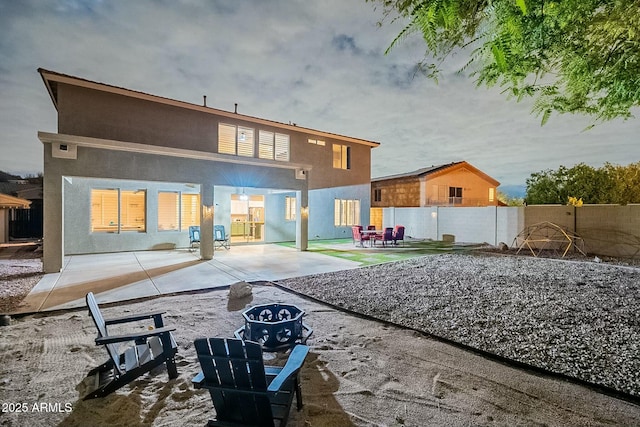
[374,227,394,247]
[393,225,405,246]
[352,226,370,247]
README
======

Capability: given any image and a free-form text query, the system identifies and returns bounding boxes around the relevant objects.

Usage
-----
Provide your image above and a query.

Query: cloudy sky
[1,0,638,196]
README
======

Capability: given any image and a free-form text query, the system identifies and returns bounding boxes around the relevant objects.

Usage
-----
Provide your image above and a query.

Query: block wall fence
[381,205,640,258]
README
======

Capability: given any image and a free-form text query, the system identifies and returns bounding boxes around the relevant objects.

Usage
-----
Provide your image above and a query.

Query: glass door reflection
[230,194,265,243]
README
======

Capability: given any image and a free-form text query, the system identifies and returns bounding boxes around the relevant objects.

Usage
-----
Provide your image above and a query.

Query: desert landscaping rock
[278,253,640,397]
[0,259,43,313]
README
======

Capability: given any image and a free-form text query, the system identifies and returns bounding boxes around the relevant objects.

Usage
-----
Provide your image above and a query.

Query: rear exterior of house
[38,69,379,273]
[371,162,500,208]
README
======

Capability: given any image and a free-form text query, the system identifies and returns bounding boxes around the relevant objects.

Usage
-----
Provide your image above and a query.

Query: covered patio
[15,243,360,314]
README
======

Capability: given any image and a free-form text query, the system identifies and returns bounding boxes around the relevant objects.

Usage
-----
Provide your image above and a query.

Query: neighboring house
[38,68,379,273]
[0,193,31,243]
[0,173,43,239]
[371,161,500,208]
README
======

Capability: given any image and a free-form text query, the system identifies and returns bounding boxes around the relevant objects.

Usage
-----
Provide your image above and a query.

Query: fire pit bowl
[234,303,312,351]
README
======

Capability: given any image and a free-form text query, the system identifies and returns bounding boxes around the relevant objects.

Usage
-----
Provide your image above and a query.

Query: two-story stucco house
[38,69,379,273]
[371,161,500,208]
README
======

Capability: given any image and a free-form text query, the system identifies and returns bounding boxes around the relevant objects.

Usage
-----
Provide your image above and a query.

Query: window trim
[91,188,146,233]
[373,188,382,202]
[308,138,325,146]
[157,191,180,231]
[218,123,255,157]
[285,196,296,221]
[334,198,360,226]
[332,144,351,170]
[156,191,201,232]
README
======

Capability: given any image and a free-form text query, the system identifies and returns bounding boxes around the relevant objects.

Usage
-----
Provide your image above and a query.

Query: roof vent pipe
[234,103,238,114]
[203,95,207,107]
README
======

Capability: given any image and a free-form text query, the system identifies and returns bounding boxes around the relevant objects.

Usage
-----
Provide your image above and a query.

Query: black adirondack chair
[83,292,179,400]
[193,337,309,427]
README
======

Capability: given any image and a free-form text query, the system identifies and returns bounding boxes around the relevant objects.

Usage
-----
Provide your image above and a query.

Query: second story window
[259,130,275,159]
[259,130,290,161]
[449,187,463,205]
[274,133,290,161]
[218,123,254,157]
[374,188,382,202]
[332,144,351,169]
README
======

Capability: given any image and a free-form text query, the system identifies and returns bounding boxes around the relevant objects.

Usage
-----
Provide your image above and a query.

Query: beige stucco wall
[524,205,640,258]
[426,168,498,206]
[575,205,640,258]
[524,205,575,231]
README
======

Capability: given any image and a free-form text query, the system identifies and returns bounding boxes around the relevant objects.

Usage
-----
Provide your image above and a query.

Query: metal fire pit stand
[234,303,313,352]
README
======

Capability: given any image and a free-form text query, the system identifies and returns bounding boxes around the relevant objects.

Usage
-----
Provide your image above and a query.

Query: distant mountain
[0,170,22,182]
[499,184,526,199]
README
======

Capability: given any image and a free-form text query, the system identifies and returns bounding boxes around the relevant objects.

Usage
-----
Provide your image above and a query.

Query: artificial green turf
[277,238,463,266]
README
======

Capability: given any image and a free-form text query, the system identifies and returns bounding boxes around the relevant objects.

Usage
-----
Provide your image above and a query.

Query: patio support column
[295,189,308,251]
[43,172,64,273]
[200,183,214,260]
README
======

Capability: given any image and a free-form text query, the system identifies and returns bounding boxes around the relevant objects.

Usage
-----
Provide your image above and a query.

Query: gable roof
[0,193,31,209]
[38,68,380,148]
[372,161,500,186]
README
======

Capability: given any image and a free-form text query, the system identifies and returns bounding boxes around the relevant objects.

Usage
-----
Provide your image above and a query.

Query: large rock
[229,281,252,299]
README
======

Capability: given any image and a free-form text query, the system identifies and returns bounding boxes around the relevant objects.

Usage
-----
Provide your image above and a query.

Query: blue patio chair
[214,225,230,250]
[188,226,200,251]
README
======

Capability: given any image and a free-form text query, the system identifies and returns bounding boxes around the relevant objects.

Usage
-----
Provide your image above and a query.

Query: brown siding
[56,83,372,191]
[371,178,421,207]
[372,165,498,208]
[296,140,371,190]
[58,84,217,152]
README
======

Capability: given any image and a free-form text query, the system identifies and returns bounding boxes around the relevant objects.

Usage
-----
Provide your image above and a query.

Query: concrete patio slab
[15,244,361,314]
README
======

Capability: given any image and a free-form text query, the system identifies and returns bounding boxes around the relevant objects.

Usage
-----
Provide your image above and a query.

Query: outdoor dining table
[360,229,382,247]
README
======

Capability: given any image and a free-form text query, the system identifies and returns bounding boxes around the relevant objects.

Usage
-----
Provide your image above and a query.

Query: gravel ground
[2,245,640,398]
[278,252,640,397]
[0,244,43,314]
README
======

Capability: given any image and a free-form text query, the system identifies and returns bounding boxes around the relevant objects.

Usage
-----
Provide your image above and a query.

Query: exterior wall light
[203,205,214,219]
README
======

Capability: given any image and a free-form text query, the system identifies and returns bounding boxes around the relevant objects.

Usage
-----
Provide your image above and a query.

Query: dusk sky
[1,0,638,196]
